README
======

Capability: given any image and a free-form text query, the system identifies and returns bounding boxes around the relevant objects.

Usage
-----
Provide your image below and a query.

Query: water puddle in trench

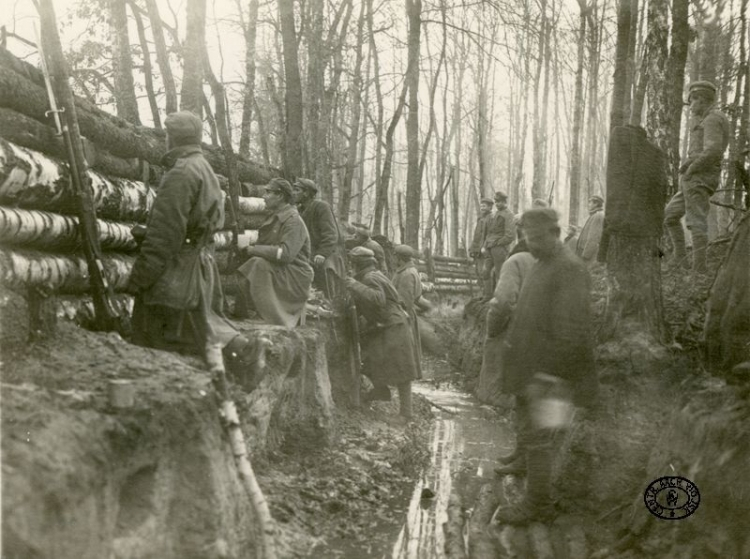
[388,381,513,559]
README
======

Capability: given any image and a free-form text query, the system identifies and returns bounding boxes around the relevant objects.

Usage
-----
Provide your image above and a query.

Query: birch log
[0,248,134,293]
[0,206,137,250]
[0,207,258,252]
[237,196,266,214]
[0,48,280,184]
[0,139,154,222]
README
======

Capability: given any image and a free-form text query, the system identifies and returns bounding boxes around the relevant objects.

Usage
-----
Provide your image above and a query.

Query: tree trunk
[278,0,304,178]
[338,0,367,222]
[129,1,161,128]
[664,0,690,195]
[404,0,422,249]
[569,2,588,224]
[238,0,259,159]
[610,0,634,130]
[180,0,206,116]
[109,0,140,125]
[144,0,177,114]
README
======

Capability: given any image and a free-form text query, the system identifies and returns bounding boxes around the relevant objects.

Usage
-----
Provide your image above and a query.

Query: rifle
[348,297,362,407]
[35,10,122,332]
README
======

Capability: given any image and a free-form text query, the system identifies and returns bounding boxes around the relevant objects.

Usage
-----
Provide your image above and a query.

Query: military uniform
[392,246,424,379]
[236,205,313,328]
[664,81,730,272]
[298,198,347,298]
[576,208,604,264]
[127,140,237,356]
[482,201,516,297]
[346,250,418,417]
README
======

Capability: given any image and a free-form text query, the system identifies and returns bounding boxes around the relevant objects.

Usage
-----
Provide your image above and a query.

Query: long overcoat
[347,265,418,386]
[503,243,598,407]
[127,145,237,355]
[237,205,313,327]
[392,262,423,379]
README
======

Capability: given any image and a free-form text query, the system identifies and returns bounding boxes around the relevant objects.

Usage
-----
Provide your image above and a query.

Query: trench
[316,369,513,559]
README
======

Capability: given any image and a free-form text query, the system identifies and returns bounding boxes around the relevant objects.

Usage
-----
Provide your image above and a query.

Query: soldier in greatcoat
[391,244,429,380]
[482,191,516,298]
[235,178,313,328]
[469,198,493,292]
[494,209,598,524]
[345,247,418,418]
[576,195,605,265]
[126,111,258,382]
[292,178,347,301]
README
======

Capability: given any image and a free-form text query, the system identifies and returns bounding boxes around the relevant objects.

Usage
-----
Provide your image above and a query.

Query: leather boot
[666,224,688,268]
[691,233,708,274]
[397,382,413,418]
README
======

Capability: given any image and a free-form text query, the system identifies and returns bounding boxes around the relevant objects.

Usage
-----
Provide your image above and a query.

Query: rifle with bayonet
[35,3,122,333]
[348,296,362,407]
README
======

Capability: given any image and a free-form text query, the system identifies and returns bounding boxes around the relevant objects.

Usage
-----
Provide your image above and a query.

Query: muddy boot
[397,381,412,419]
[691,233,708,274]
[666,224,688,269]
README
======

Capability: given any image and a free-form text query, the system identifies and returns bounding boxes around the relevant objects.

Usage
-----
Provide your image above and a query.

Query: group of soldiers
[123,76,729,524]
[124,110,424,418]
[473,79,730,524]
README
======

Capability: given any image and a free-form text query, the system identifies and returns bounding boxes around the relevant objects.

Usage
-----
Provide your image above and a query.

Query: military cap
[494,191,508,201]
[349,246,375,259]
[480,198,494,206]
[519,208,559,230]
[293,178,318,193]
[394,244,415,258]
[266,177,293,199]
[589,195,604,205]
[164,111,203,145]
[688,81,717,100]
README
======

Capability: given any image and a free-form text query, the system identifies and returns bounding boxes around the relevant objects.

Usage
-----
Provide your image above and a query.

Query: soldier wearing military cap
[469,198,494,289]
[292,177,347,300]
[576,195,605,265]
[234,177,313,327]
[481,191,516,299]
[349,225,388,273]
[345,246,419,419]
[664,80,730,273]
[392,245,432,380]
[494,208,598,524]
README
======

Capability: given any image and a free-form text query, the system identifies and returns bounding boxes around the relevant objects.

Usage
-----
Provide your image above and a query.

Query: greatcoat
[237,205,313,327]
[347,265,418,387]
[127,145,237,355]
[298,198,347,290]
[503,242,598,407]
[392,261,424,379]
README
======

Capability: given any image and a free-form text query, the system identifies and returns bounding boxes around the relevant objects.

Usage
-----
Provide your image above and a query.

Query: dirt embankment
[1,289,431,559]
[453,242,750,557]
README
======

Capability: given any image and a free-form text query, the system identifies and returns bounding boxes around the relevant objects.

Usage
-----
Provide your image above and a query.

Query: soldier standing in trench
[292,178,347,303]
[482,192,516,299]
[469,198,493,294]
[494,209,598,524]
[664,81,730,273]
[125,111,258,384]
[345,246,419,419]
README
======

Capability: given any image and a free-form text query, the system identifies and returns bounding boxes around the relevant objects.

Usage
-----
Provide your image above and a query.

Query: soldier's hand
[313,254,325,266]
[344,277,357,289]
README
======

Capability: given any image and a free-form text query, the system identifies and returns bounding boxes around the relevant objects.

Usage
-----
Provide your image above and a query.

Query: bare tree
[180,0,207,116]
[109,0,140,124]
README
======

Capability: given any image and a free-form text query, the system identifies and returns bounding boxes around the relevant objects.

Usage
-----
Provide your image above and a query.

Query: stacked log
[416,252,478,295]
[0,43,275,300]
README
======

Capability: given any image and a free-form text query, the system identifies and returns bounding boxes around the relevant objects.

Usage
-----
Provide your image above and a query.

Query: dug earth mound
[1,289,431,559]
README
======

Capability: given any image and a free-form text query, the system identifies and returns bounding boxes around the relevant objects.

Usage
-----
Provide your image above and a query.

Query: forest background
[4,0,749,253]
